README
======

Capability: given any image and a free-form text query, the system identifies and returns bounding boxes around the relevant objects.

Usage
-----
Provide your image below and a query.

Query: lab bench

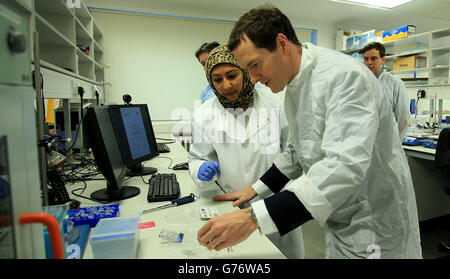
[403,145,450,221]
[66,141,285,259]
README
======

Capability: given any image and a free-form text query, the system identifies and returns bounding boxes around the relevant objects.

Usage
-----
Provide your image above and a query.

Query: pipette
[141,193,198,215]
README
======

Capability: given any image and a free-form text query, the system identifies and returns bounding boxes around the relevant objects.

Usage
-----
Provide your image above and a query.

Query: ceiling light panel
[330,0,414,9]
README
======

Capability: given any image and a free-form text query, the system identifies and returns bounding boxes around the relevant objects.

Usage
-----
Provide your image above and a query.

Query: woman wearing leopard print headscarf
[188,45,305,259]
[205,45,254,111]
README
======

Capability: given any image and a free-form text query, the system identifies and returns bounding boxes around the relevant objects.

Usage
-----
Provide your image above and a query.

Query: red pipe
[20,213,65,259]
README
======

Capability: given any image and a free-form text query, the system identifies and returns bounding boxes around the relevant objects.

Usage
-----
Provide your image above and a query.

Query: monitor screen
[84,106,140,201]
[108,104,159,176]
[120,106,151,160]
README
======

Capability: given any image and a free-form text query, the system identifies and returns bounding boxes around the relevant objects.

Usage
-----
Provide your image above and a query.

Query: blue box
[346,36,361,50]
[383,25,416,42]
[423,139,437,149]
[89,216,140,259]
[67,204,120,228]
[66,224,91,259]
[359,30,375,48]
[43,204,70,259]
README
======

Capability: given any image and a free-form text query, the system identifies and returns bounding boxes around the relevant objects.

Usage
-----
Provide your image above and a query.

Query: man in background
[195,41,220,104]
[362,42,411,139]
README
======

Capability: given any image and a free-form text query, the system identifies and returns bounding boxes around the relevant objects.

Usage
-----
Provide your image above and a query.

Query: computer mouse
[173,162,189,170]
[69,199,81,210]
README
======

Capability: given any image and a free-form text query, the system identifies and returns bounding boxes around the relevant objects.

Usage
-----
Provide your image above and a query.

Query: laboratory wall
[91,10,232,120]
[90,10,334,120]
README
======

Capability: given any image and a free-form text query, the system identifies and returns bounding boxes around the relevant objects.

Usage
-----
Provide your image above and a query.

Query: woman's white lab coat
[188,85,305,259]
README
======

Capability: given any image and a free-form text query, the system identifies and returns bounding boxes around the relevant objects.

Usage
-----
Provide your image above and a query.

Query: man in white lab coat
[195,41,220,104]
[197,5,422,259]
[362,42,411,139]
[189,45,305,258]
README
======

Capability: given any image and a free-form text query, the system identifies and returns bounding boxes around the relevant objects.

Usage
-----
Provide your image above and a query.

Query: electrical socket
[71,81,79,96]
[417,89,426,99]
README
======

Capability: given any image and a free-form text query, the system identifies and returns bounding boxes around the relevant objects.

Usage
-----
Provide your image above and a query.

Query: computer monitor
[84,106,140,201]
[54,103,93,154]
[108,104,159,176]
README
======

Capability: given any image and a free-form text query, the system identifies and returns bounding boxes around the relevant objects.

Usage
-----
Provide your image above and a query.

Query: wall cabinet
[341,27,450,88]
[16,0,105,99]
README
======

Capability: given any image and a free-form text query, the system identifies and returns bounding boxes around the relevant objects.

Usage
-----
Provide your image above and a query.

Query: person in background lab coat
[195,41,220,104]
[188,45,305,259]
[362,42,411,139]
[197,5,422,259]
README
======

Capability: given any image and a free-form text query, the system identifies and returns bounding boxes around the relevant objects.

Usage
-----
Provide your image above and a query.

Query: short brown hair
[228,4,301,52]
[195,41,220,60]
[361,42,385,58]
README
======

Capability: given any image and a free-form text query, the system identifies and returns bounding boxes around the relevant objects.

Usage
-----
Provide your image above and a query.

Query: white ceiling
[394,0,450,20]
[86,0,450,24]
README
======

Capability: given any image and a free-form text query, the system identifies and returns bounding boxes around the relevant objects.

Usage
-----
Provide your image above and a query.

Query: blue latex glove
[198,162,221,181]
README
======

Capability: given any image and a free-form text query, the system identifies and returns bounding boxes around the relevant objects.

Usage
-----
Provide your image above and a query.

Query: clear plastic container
[89,216,140,259]
[177,229,217,259]
[162,226,217,259]
[161,211,217,259]
[164,208,198,225]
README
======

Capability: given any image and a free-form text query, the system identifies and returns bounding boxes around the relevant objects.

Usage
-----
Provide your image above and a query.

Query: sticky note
[139,221,155,229]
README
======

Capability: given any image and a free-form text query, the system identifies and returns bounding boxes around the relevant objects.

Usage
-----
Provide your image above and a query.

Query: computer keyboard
[147,173,180,202]
[157,143,170,153]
